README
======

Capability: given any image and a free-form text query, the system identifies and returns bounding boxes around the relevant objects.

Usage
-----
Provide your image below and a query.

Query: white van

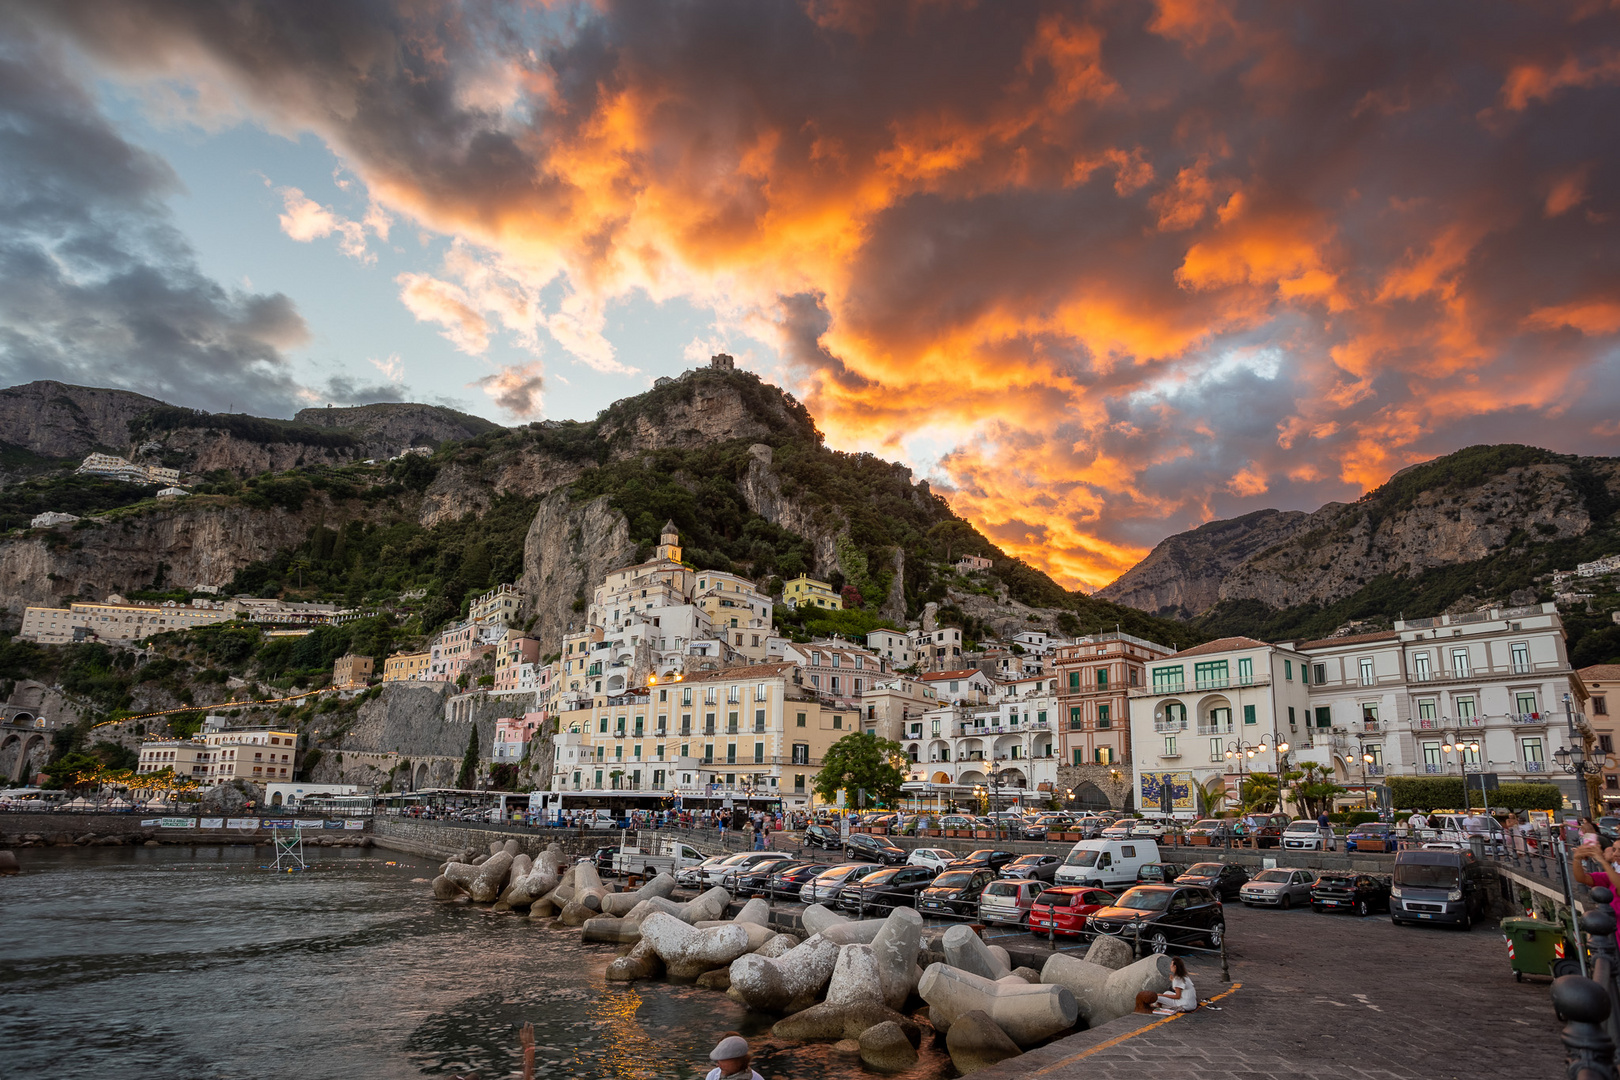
[1054,838,1161,888]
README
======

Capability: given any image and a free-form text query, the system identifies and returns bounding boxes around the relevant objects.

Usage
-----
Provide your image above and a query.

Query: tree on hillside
[813,732,910,809]
[457,725,481,790]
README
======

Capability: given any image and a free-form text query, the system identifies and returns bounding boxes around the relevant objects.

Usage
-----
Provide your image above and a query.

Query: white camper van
[1053,837,1162,888]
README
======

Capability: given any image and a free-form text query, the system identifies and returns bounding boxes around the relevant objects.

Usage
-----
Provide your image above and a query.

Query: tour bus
[1054,837,1162,889]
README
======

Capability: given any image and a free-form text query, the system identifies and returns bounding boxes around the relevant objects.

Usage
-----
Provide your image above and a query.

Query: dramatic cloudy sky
[2,2,1618,589]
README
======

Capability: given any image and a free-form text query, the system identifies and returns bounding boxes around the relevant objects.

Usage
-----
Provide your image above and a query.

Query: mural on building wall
[1140,771,1195,812]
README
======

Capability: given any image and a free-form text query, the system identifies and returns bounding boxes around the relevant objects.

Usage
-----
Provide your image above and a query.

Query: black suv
[804,823,841,849]
[836,865,939,914]
[917,868,997,917]
[1136,862,1185,885]
[1311,872,1391,916]
[1088,884,1225,955]
[945,849,1019,873]
[764,861,836,900]
[734,859,817,898]
[1175,862,1250,899]
[844,833,908,864]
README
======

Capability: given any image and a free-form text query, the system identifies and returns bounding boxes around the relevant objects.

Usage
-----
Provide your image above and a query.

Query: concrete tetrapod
[605,938,664,982]
[638,912,754,980]
[506,847,566,908]
[728,933,842,1013]
[944,1010,1023,1075]
[442,860,480,896]
[941,924,1012,981]
[469,851,514,903]
[771,943,921,1043]
[572,862,611,911]
[1083,934,1134,971]
[1040,952,1171,1027]
[867,907,924,1009]
[431,874,466,900]
[858,1020,919,1073]
[801,904,850,936]
[495,854,534,907]
[598,873,676,916]
[918,962,1078,1046]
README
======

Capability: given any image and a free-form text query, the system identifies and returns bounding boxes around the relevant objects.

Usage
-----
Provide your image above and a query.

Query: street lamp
[1553,744,1608,821]
[1224,735,1289,811]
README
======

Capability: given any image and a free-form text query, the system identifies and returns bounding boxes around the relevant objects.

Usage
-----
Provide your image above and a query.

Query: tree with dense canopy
[812,732,910,809]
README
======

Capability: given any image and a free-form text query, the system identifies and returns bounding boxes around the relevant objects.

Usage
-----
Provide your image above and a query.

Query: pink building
[493,711,547,761]
[494,634,543,692]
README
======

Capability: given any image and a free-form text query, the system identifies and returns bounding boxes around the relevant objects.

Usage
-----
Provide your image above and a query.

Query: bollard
[1220,929,1230,983]
[1552,975,1619,1080]
[1582,891,1620,1044]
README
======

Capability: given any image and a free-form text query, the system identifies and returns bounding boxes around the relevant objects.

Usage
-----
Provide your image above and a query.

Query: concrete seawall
[0,811,372,847]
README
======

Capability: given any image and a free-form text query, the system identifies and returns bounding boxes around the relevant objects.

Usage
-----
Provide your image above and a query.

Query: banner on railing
[296,819,323,827]
[344,820,365,830]
[140,818,159,827]
[199,817,224,829]
[265,818,295,828]
[159,817,195,829]
[322,820,345,830]
[227,818,259,830]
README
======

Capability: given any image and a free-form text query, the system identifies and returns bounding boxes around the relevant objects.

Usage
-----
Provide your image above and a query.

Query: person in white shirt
[1135,957,1197,1014]
[705,1034,765,1080]
[1406,811,1428,832]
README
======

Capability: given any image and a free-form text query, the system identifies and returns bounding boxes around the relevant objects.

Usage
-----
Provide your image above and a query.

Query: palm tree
[1194,777,1228,816]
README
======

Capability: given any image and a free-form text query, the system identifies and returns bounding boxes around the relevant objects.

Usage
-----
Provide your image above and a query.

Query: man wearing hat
[705,1034,764,1080]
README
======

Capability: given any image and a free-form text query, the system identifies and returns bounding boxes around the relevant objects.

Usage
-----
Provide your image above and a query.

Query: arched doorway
[271,792,283,806]
[1070,780,1109,810]
[415,763,430,790]
[930,771,951,785]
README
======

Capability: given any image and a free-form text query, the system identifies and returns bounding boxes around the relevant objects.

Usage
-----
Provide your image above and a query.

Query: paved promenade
[982,902,1566,1080]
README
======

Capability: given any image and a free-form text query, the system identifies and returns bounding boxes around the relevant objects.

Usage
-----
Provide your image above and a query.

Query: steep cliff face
[0,381,165,458]
[737,443,843,576]
[598,371,816,456]
[294,402,498,454]
[518,491,636,651]
[1099,449,1620,618]
[148,427,359,476]
[0,498,337,610]
[417,449,587,528]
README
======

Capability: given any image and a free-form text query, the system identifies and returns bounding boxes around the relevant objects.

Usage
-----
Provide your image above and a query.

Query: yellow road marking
[1032,982,1244,1074]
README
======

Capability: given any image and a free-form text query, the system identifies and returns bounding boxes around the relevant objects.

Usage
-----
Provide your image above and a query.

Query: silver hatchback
[978,878,1047,926]
[1238,867,1315,908]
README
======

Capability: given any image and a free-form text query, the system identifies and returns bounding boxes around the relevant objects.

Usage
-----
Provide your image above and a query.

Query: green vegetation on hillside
[0,473,159,531]
[130,406,361,449]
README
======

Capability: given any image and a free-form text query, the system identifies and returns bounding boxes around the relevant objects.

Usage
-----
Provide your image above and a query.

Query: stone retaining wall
[0,811,372,848]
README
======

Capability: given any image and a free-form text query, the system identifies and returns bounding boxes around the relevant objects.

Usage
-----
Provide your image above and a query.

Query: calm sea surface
[0,845,949,1080]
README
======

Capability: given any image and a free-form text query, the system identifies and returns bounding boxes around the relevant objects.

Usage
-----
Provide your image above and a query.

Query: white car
[907,848,957,873]
[1127,820,1168,838]
[677,855,730,887]
[712,852,793,888]
[1281,819,1336,851]
[1100,822,1135,840]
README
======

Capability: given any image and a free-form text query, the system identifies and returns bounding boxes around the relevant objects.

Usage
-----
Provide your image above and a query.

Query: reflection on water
[0,846,950,1080]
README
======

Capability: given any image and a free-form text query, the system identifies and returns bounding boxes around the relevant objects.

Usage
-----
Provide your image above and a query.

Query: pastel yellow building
[783,575,842,611]
[382,651,432,682]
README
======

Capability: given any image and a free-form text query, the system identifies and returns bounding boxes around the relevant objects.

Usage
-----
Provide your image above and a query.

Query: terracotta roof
[681,662,798,682]
[920,669,983,680]
[1167,636,1273,658]
[1296,630,1400,650]
[1579,664,1620,685]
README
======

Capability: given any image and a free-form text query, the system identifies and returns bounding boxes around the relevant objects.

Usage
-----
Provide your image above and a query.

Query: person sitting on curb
[705,1034,765,1080]
[1134,957,1197,1015]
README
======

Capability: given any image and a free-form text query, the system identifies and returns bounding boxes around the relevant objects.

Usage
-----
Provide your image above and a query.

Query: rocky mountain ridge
[1098,445,1620,633]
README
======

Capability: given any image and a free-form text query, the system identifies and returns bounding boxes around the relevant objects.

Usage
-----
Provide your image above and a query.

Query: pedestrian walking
[704,1034,764,1080]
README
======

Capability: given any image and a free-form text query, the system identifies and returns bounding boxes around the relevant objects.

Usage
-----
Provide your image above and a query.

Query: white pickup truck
[610,832,707,878]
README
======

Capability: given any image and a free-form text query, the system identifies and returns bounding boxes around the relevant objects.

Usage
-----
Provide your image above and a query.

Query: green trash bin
[1501,917,1571,982]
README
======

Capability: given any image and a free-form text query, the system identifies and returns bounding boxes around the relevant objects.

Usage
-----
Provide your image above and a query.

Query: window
[633,716,643,737]
[1096,747,1114,764]
[792,744,809,765]
[1069,671,1081,689]
[1456,697,1477,721]
[1237,657,1253,685]
[1152,665,1184,692]
[1194,660,1229,689]
[1603,735,1615,754]
[796,712,806,727]
[1163,702,1187,727]
[754,708,766,732]
[1096,668,1108,689]
[1516,692,1538,718]
[680,714,691,736]
[1163,736,1178,757]
[1210,738,1224,762]
[1522,738,1545,768]
[1359,658,1375,686]
[1366,745,1383,769]
[726,744,736,764]
[1361,703,1378,726]
[1284,659,1293,681]
[1451,648,1470,679]
[1597,696,1609,716]
[1314,706,1332,728]
[754,742,764,763]
[1243,704,1256,726]
[795,774,806,792]
[1287,706,1296,726]
[1423,741,1441,767]
[1097,704,1110,729]
[598,717,608,733]
[1510,642,1530,673]
[833,715,842,729]
[1312,664,1326,685]
[1073,748,1084,765]
[1069,706,1083,730]
[1608,775,1619,792]
[703,744,714,763]
[704,713,716,735]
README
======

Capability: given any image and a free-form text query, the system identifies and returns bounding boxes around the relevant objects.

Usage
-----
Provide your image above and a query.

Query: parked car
[1135,862,1185,885]
[907,848,958,873]
[1100,820,1137,840]
[1128,818,1170,839]
[1238,813,1290,848]
[763,861,836,900]
[977,878,1048,927]
[1598,816,1620,849]
[1055,839,1162,888]
[804,823,842,849]
[837,865,940,914]
[1311,872,1391,916]
[1186,819,1234,844]
[844,833,909,864]
[1389,848,1491,928]
[999,853,1062,882]
[1088,885,1225,955]
[1073,816,1110,838]
[1345,822,1398,852]
[699,851,764,885]
[917,868,997,918]
[1281,818,1337,851]
[1175,862,1250,899]
[713,851,794,889]
[729,858,812,896]
[945,849,1019,873]
[1238,868,1316,908]
[592,846,622,874]
[677,855,731,887]
[1013,818,1049,840]
[940,814,978,832]
[801,862,885,904]
[1029,886,1118,937]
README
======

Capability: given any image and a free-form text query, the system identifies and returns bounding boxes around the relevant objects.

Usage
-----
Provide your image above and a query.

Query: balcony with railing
[1154,719,1189,733]
[1407,659,1570,685]
[1197,722,1236,736]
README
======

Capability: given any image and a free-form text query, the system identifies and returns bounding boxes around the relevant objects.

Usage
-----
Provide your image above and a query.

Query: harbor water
[0,845,948,1079]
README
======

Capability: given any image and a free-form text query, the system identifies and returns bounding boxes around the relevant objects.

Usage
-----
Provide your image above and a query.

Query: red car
[1029,886,1118,937]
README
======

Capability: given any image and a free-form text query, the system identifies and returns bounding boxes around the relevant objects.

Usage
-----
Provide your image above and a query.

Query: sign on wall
[159,817,196,829]
[1139,771,1195,812]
